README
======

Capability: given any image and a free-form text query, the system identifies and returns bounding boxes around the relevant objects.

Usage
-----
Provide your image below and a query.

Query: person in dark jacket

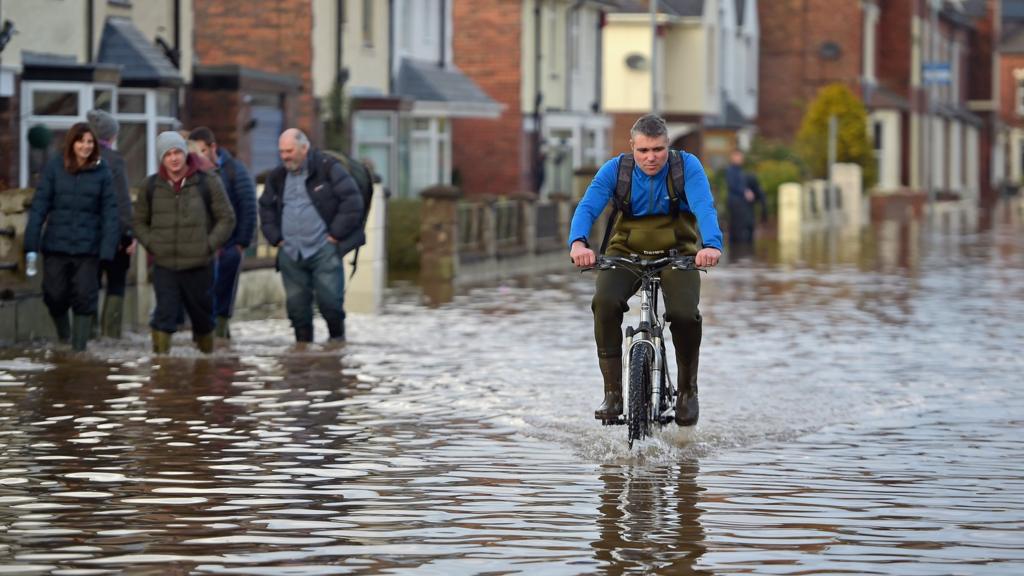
[133,131,236,355]
[187,127,256,340]
[87,109,134,339]
[259,128,364,343]
[725,150,766,246]
[23,122,119,351]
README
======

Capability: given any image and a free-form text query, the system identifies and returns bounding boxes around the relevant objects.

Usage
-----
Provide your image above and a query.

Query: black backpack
[599,150,686,255]
[323,150,374,275]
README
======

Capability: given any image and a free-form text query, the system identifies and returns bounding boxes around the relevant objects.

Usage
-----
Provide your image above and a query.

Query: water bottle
[25,252,38,277]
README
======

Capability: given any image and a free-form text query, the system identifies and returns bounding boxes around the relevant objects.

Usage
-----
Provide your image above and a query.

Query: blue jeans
[213,246,244,318]
[278,243,345,340]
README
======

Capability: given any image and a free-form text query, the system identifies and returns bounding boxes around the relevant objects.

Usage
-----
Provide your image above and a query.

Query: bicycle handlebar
[580,251,704,274]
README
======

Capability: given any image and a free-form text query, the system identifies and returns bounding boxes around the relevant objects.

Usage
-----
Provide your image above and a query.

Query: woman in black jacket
[24,123,119,351]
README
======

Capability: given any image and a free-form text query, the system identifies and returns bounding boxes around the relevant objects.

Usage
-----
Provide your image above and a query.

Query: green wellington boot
[70,314,93,352]
[100,295,124,339]
[594,356,623,421]
[194,331,215,354]
[52,313,71,344]
[151,330,173,354]
[214,316,231,339]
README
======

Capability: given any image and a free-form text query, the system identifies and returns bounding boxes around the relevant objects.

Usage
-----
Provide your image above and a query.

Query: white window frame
[407,112,451,197]
[19,81,110,188]
[351,110,398,191]
[1016,76,1024,116]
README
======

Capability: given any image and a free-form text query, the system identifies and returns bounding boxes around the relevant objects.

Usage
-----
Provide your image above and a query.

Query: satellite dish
[625,53,649,71]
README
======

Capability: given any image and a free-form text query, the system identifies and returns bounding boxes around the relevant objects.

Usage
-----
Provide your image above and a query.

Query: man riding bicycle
[569,114,723,426]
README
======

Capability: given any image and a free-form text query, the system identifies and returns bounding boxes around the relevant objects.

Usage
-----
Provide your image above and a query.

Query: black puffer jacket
[259,149,365,257]
[24,155,119,261]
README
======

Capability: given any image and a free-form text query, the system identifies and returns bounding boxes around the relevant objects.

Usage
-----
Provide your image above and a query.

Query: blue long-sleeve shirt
[568,152,723,251]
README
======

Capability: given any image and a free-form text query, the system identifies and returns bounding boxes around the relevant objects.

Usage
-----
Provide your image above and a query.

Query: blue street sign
[923,62,951,85]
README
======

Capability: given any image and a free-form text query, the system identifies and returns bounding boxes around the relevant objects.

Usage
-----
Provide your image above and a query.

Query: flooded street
[1,206,1023,574]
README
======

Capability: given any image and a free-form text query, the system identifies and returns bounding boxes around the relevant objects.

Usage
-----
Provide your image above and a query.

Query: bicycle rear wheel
[627,344,653,448]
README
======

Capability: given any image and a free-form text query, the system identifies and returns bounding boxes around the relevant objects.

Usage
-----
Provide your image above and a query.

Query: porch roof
[395,60,503,118]
[97,17,181,88]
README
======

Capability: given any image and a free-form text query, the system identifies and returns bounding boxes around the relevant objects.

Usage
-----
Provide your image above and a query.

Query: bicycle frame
[584,251,702,443]
[625,274,668,423]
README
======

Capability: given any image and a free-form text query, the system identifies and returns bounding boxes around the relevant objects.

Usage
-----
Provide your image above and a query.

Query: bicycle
[583,251,704,448]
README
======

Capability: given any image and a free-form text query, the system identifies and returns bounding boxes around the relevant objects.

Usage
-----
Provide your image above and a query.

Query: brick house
[997,3,1024,187]
[452,0,614,199]
[758,0,997,204]
[0,0,190,190]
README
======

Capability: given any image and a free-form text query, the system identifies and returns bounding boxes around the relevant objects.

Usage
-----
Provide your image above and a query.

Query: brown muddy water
[1,205,1022,575]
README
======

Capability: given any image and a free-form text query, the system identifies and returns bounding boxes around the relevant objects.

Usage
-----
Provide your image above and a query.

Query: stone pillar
[778,182,803,244]
[419,185,463,287]
[345,183,388,314]
[511,192,537,255]
[832,163,863,233]
[481,196,498,258]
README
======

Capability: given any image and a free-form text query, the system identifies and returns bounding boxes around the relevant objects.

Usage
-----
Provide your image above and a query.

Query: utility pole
[926,0,939,212]
[650,0,658,114]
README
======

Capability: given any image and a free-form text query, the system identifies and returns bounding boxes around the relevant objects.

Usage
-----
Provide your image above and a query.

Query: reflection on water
[1,199,1023,574]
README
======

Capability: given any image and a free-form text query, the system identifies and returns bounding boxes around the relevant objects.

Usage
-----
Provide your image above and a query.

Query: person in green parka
[132,131,235,354]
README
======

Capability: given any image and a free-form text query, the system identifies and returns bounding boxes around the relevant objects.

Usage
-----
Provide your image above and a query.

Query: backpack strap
[145,175,157,226]
[598,154,634,255]
[197,171,213,226]
[667,149,685,219]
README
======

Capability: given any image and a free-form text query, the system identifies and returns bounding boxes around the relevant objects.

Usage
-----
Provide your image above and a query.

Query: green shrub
[796,83,877,188]
[386,198,422,272]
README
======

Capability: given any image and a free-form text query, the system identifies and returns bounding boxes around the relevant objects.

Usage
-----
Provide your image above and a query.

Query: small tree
[796,83,876,188]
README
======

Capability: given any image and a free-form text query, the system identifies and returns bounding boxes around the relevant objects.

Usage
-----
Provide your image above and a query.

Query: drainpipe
[595,8,604,114]
[86,0,94,62]
[534,0,543,194]
[342,0,350,75]
[173,0,180,64]
[388,0,394,94]
[650,0,659,114]
[440,0,446,67]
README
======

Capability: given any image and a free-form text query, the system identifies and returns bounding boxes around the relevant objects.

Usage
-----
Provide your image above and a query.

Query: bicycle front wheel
[627,343,653,448]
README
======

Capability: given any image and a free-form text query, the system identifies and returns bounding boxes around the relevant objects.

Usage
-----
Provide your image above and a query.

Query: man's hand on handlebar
[695,247,721,268]
[570,240,596,268]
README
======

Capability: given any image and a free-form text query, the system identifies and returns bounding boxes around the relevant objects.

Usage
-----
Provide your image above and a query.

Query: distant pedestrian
[23,123,119,351]
[188,127,257,340]
[132,131,236,354]
[87,109,134,339]
[259,128,364,343]
[725,150,765,245]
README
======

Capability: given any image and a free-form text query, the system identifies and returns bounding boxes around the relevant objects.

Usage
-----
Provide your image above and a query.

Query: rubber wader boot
[151,330,172,355]
[214,316,231,339]
[194,332,215,354]
[71,314,92,352]
[327,319,345,342]
[294,325,313,343]
[52,313,71,344]
[675,351,700,426]
[100,295,124,339]
[595,356,623,421]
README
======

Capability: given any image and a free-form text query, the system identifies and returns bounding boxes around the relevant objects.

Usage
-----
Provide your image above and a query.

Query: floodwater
[1,201,1022,575]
